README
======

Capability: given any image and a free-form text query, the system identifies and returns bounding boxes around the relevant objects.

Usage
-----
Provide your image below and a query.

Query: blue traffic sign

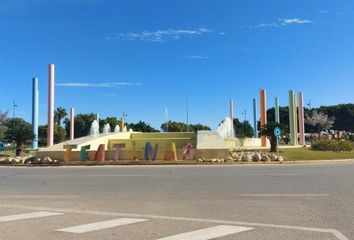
[274,127,281,138]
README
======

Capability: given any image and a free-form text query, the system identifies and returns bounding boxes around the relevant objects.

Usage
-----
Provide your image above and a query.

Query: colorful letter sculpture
[94,144,105,161]
[79,145,90,161]
[164,142,177,161]
[131,140,138,160]
[144,142,158,161]
[112,143,126,160]
[63,144,72,162]
[182,142,194,160]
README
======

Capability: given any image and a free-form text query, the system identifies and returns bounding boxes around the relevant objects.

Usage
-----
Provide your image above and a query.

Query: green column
[275,97,280,124]
[288,90,295,145]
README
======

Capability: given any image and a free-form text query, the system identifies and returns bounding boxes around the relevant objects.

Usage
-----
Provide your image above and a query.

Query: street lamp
[12,100,18,119]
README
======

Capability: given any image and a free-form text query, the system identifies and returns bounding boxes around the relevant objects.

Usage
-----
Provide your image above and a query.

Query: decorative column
[229,99,234,137]
[47,64,55,147]
[253,98,258,138]
[70,108,75,140]
[293,93,298,145]
[275,97,280,124]
[32,77,39,149]
[288,90,298,145]
[260,89,267,147]
[298,92,305,145]
[120,117,124,132]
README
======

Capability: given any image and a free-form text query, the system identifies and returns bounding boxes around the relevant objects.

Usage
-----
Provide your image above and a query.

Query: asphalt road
[0,162,353,240]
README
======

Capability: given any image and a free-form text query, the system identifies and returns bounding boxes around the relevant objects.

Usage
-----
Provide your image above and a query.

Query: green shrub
[312,140,353,152]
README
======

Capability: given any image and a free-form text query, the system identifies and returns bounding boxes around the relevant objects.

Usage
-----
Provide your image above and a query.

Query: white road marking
[156,225,253,240]
[56,218,147,233]
[0,195,79,199]
[0,204,348,240]
[242,194,329,197]
[0,211,63,223]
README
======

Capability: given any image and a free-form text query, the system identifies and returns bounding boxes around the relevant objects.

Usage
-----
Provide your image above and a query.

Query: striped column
[253,98,258,138]
[47,64,55,147]
[298,92,305,145]
[32,77,39,149]
[275,97,280,124]
[260,89,267,147]
[70,108,75,140]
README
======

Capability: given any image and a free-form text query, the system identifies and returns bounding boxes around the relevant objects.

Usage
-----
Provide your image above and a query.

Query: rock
[225,156,233,162]
[231,152,239,159]
[261,155,271,161]
[270,153,278,161]
[24,156,36,164]
[278,156,284,162]
[220,158,225,162]
[242,154,252,162]
[197,158,203,162]
[253,153,262,161]
[43,157,52,164]
[211,158,217,163]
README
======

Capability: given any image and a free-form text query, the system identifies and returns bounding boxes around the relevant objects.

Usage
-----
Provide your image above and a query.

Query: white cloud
[56,82,142,88]
[187,55,210,59]
[280,18,313,25]
[250,18,313,29]
[110,28,214,42]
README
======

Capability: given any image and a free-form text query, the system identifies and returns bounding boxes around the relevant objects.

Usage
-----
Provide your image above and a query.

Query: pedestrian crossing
[56,218,148,233]
[0,211,253,239]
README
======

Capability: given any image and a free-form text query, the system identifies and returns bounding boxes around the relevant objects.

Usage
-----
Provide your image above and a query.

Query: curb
[1,159,354,167]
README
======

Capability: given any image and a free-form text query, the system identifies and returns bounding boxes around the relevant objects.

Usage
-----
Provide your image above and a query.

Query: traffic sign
[274,127,281,138]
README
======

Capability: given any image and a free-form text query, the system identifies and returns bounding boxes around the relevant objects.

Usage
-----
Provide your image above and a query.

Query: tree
[305,110,335,135]
[161,121,210,132]
[261,122,283,152]
[5,118,34,156]
[0,110,8,140]
[54,107,67,126]
[128,121,159,132]
[64,113,96,138]
[38,124,67,146]
[233,118,254,138]
[99,117,120,132]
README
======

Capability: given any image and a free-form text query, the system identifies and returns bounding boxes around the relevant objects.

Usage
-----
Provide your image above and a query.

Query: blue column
[275,97,280,124]
[253,98,258,138]
[32,77,39,149]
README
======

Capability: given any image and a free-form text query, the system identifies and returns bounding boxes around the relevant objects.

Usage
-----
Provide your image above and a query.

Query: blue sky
[0,0,353,130]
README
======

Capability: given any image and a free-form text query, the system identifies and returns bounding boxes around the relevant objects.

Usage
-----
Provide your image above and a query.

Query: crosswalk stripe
[0,211,63,223]
[56,218,148,233]
[156,225,253,240]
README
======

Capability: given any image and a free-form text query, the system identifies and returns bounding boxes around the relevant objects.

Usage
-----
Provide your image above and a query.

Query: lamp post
[186,95,189,132]
[12,100,18,119]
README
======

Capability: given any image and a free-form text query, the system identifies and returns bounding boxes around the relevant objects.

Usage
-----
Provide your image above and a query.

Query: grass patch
[278,147,354,161]
[0,150,16,158]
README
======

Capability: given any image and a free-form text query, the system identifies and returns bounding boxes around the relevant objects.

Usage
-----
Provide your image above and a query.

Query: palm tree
[54,107,67,126]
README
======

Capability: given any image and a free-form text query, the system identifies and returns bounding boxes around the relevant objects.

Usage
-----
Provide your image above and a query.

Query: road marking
[0,204,348,240]
[56,218,147,233]
[0,195,79,199]
[242,194,329,197]
[0,211,63,223]
[156,225,253,240]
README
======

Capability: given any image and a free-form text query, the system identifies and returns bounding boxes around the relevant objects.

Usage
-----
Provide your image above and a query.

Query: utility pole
[186,94,189,132]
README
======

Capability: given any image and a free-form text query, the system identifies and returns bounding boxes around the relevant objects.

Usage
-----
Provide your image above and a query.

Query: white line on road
[0,204,348,240]
[0,195,79,199]
[0,211,63,223]
[56,218,147,233]
[156,225,253,240]
[242,194,330,197]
